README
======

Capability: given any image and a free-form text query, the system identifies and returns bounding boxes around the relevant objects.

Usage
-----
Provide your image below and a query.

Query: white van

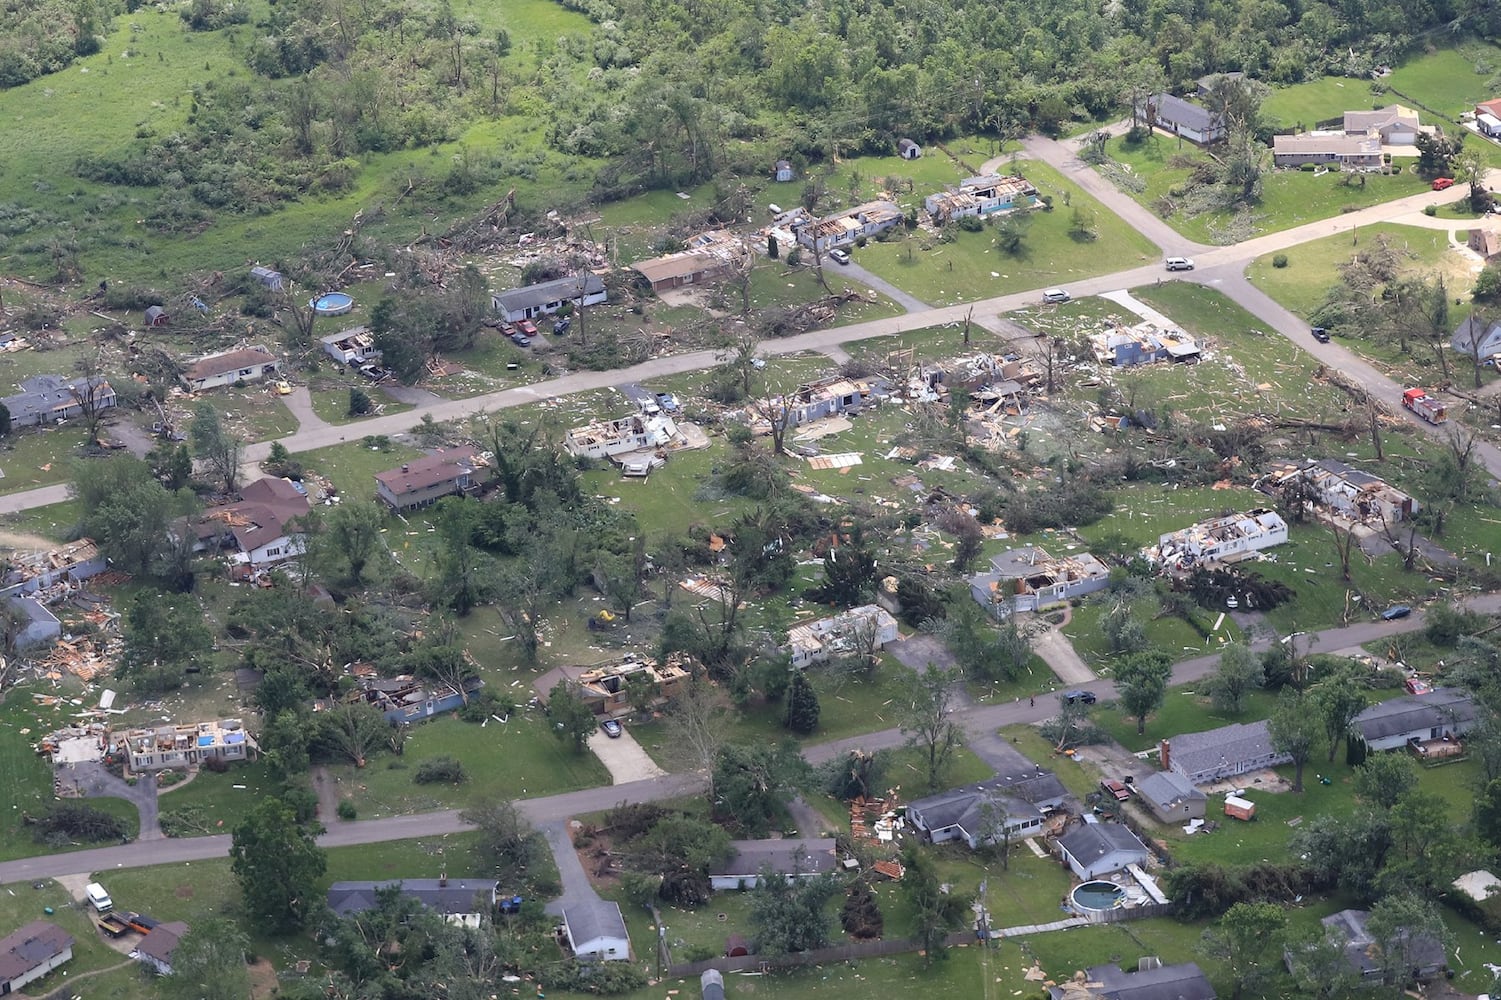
[84,882,112,913]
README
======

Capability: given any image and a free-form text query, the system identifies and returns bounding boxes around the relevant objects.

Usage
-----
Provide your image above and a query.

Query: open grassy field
[1384,42,1501,121]
[1063,600,1229,674]
[856,160,1160,306]
[0,426,93,496]
[1261,76,1381,130]
[155,759,282,834]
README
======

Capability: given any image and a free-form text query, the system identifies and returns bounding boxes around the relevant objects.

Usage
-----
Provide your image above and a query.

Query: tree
[1200,901,1287,1000]
[899,668,963,790]
[1415,127,1463,178]
[937,602,1032,684]
[317,500,385,585]
[147,441,194,491]
[1207,642,1264,714]
[1312,669,1367,761]
[160,920,251,1000]
[902,842,970,963]
[190,401,242,493]
[748,868,840,953]
[594,545,644,622]
[1221,118,1268,204]
[1474,266,1501,304]
[1366,893,1453,987]
[806,534,877,607]
[1269,690,1325,792]
[783,669,820,734]
[0,400,10,438]
[1380,790,1467,896]
[347,386,373,416]
[1355,752,1418,810]
[431,497,491,615]
[229,797,327,933]
[1284,924,1360,1000]
[548,680,598,751]
[710,741,809,836]
[72,456,199,580]
[460,800,543,886]
[1456,145,1491,212]
[1115,650,1171,735]
[1475,776,1501,847]
[660,678,731,774]
[313,700,391,767]
[118,592,212,693]
[69,358,114,445]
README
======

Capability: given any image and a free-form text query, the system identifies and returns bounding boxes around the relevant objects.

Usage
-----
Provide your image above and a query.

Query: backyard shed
[250,265,283,290]
[144,305,169,327]
[897,138,922,159]
[702,969,725,1000]
[773,159,794,182]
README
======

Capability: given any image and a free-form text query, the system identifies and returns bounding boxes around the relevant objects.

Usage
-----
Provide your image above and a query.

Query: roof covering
[494,273,605,313]
[327,879,496,917]
[1054,962,1217,1000]
[1147,94,1221,133]
[563,899,629,950]
[1057,822,1151,872]
[374,450,480,497]
[182,346,277,383]
[0,921,73,984]
[1166,720,1288,780]
[1135,770,1207,811]
[713,838,837,878]
[134,921,190,965]
[2,375,113,425]
[1353,688,1476,742]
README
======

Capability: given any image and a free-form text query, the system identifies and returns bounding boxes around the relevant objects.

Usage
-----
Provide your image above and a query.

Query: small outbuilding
[724,934,750,957]
[131,921,190,976]
[561,900,631,961]
[1134,770,1207,824]
[144,305,169,327]
[249,265,284,291]
[1056,819,1152,880]
[702,969,726,1000]
[897,138,922,159]
[773,159,794,182]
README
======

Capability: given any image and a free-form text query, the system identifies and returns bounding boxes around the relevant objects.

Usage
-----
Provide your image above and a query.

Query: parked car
[828,248,851,265]
[1100,779,1131,801]
[358,364,391,381]
[1164,257,1195,271]
[601,719,623,738]
[1063,690,1097,705]
[1432,177,1455,191]
[655,392,680,413]
[274,380,293,395]
[1042,288,1071,304]
[518,319,540,336]
[1380,605,1413,621]
[510,333,531,347]
[1311,326,1331,343]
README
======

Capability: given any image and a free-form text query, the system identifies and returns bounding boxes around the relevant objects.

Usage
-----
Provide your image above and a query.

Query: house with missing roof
[923,174,1038,225]
[1134,770,1208,824]
[709,838,838,890]
[179,345,280,392]
[1049,962,1217,1000]
[793,200,903,253]
[0,921,74,995]
[1260,459,1418,527]
[112,718,257,772]
[630,231,748,294]
[908,780,1047,850]
[561,899,631,961]
[1454,315,1501,367]
[1149,509,1288,568]
[328,879,501,928]
[1087,323,1202,367]
[320,327,382,366]
[786,605,899,669]
[492,273,607,323]
[1353,688,1477,752]
[1,375,117,429]
[191,477,310,568]
[574,654,691,719]
[969,546,1111,617]
[374,450,483,512]
[1138,93,1226,144]
[1312,908,1446,983]
[131,921,190,975]
[1159,720,1291,786]
[562,413,686,463]
[1056,818,1153,880]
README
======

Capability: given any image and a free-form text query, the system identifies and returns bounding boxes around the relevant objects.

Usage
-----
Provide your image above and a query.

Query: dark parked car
[1063,690,1097,705]
[1380,605,1413,621]
[510,332,531,347]
[601,719,623,738]
[1311,326,1330,343]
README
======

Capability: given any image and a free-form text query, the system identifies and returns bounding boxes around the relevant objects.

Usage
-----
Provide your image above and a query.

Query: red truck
[1402,388,1448,424]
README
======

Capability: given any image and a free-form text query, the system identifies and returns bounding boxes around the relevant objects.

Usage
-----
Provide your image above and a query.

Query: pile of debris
[37,634,119,682]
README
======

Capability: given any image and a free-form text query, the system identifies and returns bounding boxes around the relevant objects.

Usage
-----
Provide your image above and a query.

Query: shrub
[413,756,466,785]
[348,387,373,416]
[336,800,357,820]
[202,755,230,773]
[956,214,984,232]
[26,803,129,845]
[1424,204,1438,216]
[158,770,183,787]
[1300,162,1317,172]
[1271,253,1289,268]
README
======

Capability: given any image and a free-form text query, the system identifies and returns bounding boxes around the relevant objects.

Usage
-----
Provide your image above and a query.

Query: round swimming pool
[1071,881,1126,912]
[311,292,354,316]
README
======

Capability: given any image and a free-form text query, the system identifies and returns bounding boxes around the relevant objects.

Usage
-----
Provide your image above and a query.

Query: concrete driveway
[587,726,666,784]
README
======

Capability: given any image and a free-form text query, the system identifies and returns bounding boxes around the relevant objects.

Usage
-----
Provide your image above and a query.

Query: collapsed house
[374,450,484,512]
[764,376,884,428]
[786,605,899,669]
[318,672,484,724]
[1087,322,1201,367]
[1259,459,1417,526]
[191,477,311,569]
[1,375,117,429]
[110,719,257,772]
[923,174,1038,225]
[320,327,382,366]
[793,200,903,253]
[573,653,692,719]
[969,546,1111,617]
[179,345,280,392]
[629,231,749,293]
[1148,509,1288,568]
[563,413,687,472]
[1,539,107,649]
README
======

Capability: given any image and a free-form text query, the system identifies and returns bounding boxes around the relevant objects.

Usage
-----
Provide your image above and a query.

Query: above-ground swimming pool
[1071,881,1126,912]
[311,292,354,315]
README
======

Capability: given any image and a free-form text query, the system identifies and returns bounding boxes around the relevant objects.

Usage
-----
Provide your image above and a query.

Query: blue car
[1380,605,1412,621]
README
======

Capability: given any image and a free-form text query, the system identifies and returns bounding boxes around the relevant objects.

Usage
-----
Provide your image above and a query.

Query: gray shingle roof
[326,879,495,917]
[2,375,113,424]
[1322,908,1445,978]
[563,899,629,950]
[713,838,836,878]
[1148,94,1221,133]
[1135,770,1207,811]
[1167,720,1288,780]
[494,273,605,313]
[1058,962,1217,1000]
[1354,688,1476,742]
[0,921,73,984]
[1057,822,1150,870]
[135,921,189,965]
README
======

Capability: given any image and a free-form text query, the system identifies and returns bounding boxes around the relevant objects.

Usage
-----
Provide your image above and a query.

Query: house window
[265,547,281,557]
[239,368,253,376]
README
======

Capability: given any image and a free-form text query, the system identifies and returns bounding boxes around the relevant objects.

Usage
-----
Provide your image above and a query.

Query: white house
[786,605,899,669]
[320,328,382,366]
[907,784,1045,849]
[1344,105,1422,145]
[1453,315,1501,365]
[969,546,1111,617]
[131,921,189,975]
[374,450,483,512]
[492,273,607,323]
[924,174,1038,224]
[561,900,630,961]
[192,477,310,568]
[1151,509,1288,567]
[327,879,500,927]
[1272,132,1384,169]
[708,839,838,890]
[1056,818,1153,880]
[563,413,685,462]
[1138,93,1226,144]
[794,201,903,253]
[0,921,74,994]
[179,345,280,392]
[1353,688,1477,751]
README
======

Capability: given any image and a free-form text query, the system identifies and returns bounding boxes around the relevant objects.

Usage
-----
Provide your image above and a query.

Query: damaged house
[794,200,903,253]
[573,653,691,719]
[1,539,107,649]
[374,450,484,512]
[770,377,881,427]
[923,174,1038,225]
[1088,323,1201,367]
[563,413,686,471]
[630,231,749,293]
[111,719,257,772]
[179,346,280,392]
[319,672,484,724]
[1260,460,1418,525]
[1149,509,1288,568]
[191,477,310,569]
[2,375,117,429]
[969,546,1111,617]
[786,605,899,669]
[908,779,1050,849]
[320,328,382,366]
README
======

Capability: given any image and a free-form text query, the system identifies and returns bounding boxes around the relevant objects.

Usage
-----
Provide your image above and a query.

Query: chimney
[1159,739,1171,772]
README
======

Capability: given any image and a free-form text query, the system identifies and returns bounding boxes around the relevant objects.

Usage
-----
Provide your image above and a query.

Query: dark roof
[134,921,190,965]
[562,899,629,948]
[183,347,277,382]
[1166,720,1287,780]
[1354,688,1476,741]
[1322,908,1445,978]
[702,969,725,1000]
[0,921,73,984]
[494,273,605,313]
[195,476,311,551]
[2,375,114,424]
[1052,962,1217,1000]
[1135,770,1206,811]
[1312,458,1385,489]
[326,879,496,917]
[714,838,836,878]
[1147,93,1222,133]
[374,450,480,498]
[1057,822,1150,870]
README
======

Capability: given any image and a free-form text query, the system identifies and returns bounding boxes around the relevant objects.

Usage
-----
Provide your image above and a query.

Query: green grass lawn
[1252,525,1434,635]
[0,426,93,495]
[192,386,301,444]
[155,759,283,835]
[855,160,1159,306]
[1261,77,1381,131]
[1384,43,1501,121]
[1063,600,1226,673]
[1094,688,1285,753]
[319,713,609,819]
[297,438,425,501]
[0,878,157,999]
